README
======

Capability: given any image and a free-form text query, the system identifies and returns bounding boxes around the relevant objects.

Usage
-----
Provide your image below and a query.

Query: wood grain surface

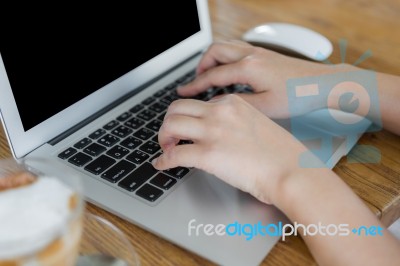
[0,1,399,265]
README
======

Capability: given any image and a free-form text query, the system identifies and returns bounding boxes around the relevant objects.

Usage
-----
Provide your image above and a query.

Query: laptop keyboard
[57,70,252,204]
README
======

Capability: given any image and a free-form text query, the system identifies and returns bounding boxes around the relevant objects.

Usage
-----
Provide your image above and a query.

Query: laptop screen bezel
[0,0,212,159]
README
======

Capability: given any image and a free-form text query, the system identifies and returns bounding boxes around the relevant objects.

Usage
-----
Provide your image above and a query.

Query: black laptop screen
[0,2,200,131]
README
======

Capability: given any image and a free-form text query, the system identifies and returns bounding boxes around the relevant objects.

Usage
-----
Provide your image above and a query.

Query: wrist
[270,164,339,220]
[254,141,311,206]
[323,64,364,111]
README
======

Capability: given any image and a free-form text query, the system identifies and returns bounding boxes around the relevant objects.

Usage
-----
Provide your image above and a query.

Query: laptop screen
[0,2,200,131]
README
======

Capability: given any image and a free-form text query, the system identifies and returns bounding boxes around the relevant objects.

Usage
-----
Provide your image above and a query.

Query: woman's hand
[177,39,357,119]
[152,94,307,205]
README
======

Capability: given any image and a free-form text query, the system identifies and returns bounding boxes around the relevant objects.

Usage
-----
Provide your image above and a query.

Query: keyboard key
[136,184,164,202]
[116,112,132,122]
[148,102,168,113]
[153,89,167,98]
[150,173,177,190]
[146,120,162,131]
[58,147,77,159]
[98,134,120,147]
[232,84,253,93]
[152,134,159,143]
[164,167,190,179]
[176,75,189,84]
[111,125,133,138]
[118,162,158,192]
[193,91,210,101]
[169,90,180,97]
[83,143,107,157]
[106,145,130,159]
[73,138,92,149]
[101,160,136,183]
[178,140,193,145]
[160,94,178,105]
[214,87,226,96]
[185,70,196,80]
[120,136,143,149]
[126,150,150,164]
[68,152,92,167]
[103,120,119,130]
[139,141,161,155]
[125,117,145,130]
[164,82,177,91]
[158,112,166,121]
[137,110,157,121]
[129,104,144,113]
[84,155,116,175]
[133,128,154,140]
[142,96,156,105]
[89,128,106,140]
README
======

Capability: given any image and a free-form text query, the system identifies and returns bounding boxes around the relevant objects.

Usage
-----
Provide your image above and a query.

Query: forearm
[272,168,400,266]
[377,72,400,135]
[325,64,400,135]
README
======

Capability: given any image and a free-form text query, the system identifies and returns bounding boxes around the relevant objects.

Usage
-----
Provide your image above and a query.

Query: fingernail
[151,158,158,166]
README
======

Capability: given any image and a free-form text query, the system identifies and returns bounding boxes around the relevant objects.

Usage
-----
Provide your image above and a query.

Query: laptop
[0,1,374,265]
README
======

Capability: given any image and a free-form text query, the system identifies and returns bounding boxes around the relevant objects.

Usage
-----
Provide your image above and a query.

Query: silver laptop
[0,1,373,265]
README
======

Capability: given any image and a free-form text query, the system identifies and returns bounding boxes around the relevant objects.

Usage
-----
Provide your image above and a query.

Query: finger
[152,144,204,170]
[164,99,208,118]
[158,114,205,150]
[196,40,253,75]
[177,61,251,97]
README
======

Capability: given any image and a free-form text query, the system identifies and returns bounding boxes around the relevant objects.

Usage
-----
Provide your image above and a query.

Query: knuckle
[222,94,243,107]
[208,42,222,52]
[160,115,174,133]
[239,56,257,70]
[167,99,181,112]
[225,93,241,102]
[211,96,239,118]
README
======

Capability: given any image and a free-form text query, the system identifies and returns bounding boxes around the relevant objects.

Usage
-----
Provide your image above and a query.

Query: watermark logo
[286,39,381,168]
[188,219,384,241]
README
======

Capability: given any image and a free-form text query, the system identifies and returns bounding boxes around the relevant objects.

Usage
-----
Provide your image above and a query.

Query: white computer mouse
[242,22,333,61]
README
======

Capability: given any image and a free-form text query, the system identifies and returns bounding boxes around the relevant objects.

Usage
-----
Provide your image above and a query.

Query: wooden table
[1,0,399,265]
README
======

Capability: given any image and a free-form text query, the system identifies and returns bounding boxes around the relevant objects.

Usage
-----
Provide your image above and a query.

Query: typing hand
[177,39,357,119]
[152,94,307,205]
